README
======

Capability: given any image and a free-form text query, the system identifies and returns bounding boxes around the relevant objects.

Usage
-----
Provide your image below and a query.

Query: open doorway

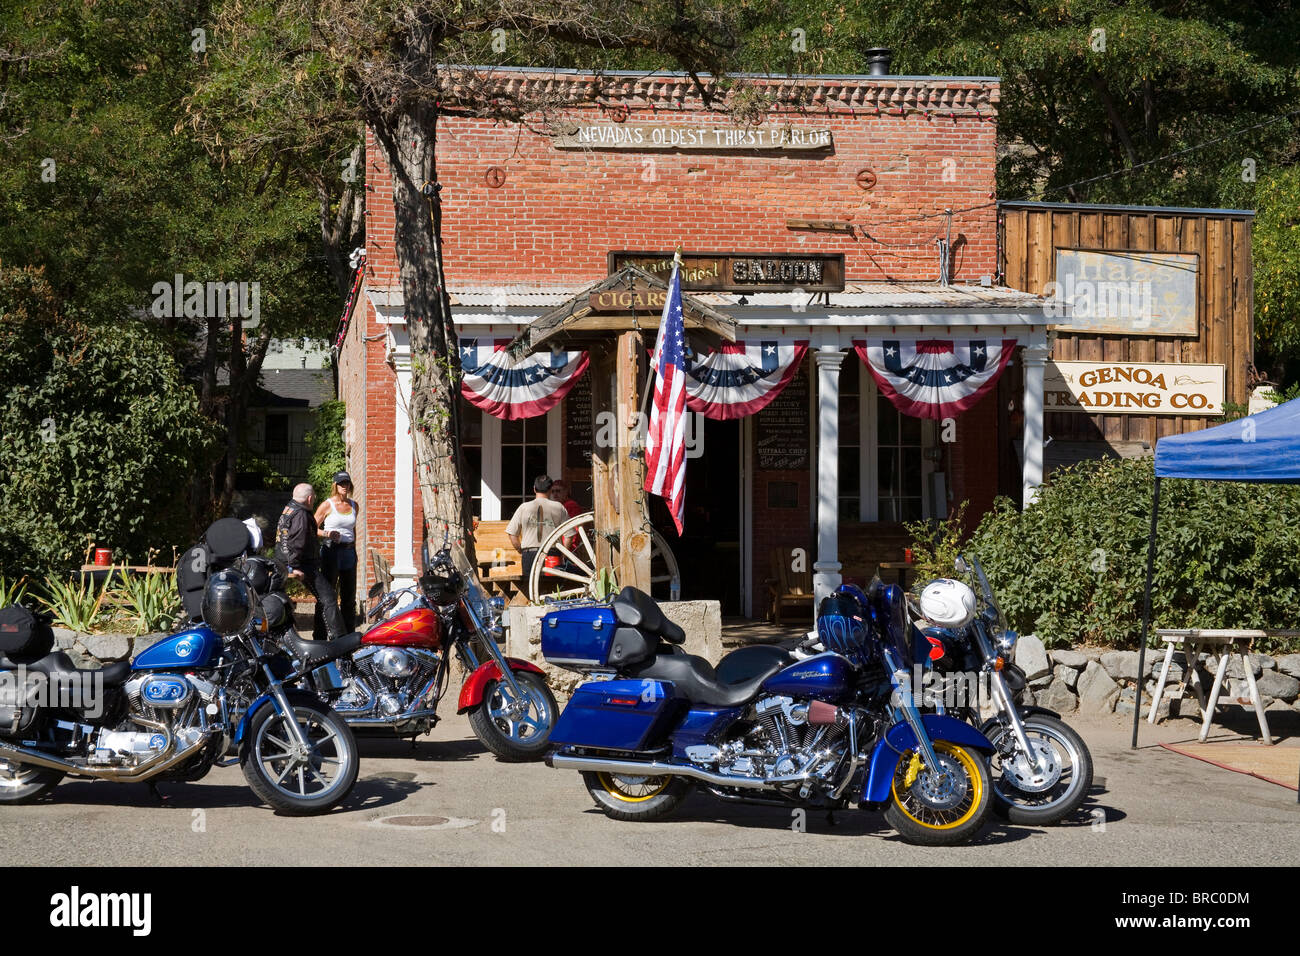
[650,415,742,614]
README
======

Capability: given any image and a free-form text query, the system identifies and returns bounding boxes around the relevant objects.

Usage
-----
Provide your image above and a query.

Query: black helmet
[202,568,253,634]
[243,556,281,595]
[259,592,291,631]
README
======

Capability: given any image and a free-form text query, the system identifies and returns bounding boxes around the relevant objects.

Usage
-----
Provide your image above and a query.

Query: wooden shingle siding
[1000,202,1254,447]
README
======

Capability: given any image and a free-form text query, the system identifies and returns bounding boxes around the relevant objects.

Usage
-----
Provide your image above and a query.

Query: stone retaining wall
[1015,635,1300,719]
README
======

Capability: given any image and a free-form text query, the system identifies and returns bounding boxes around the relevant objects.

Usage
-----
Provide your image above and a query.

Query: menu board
[755,366,810,470]
[565,374,594,470]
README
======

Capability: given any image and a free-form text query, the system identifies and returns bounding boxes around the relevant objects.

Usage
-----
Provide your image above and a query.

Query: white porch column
[813,347,845,607]
[1022,342,1051,507]
[388,328,418,589]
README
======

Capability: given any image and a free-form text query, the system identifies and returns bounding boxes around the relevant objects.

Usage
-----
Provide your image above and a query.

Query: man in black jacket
[275,483,346,640]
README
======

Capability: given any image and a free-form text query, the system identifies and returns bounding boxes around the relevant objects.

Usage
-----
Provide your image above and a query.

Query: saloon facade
[340,67,1118,617]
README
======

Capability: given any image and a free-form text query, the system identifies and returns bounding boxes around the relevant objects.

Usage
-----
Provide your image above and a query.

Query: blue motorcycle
[541,579,995,845]
[0,520,360,814]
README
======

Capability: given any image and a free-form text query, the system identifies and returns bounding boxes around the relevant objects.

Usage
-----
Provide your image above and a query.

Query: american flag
[643,259,688,535]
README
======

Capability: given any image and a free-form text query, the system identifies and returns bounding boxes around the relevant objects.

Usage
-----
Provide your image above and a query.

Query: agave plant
[115,563,180,635]
[38,572,110,633]
[0,574,29,609]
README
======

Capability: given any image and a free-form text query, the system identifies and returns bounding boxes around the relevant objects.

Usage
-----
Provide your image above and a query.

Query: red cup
[93,548,112,566]
[904,548,914,564]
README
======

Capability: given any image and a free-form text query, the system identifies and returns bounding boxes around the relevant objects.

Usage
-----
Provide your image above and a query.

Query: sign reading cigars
[553,123,833,152]
[605,251,845,298]
[1045,360,1224,416]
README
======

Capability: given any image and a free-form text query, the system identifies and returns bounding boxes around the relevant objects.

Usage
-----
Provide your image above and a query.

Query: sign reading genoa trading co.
[1045,361,1224,416]
[552,124,833,152]
[608,251,845,294]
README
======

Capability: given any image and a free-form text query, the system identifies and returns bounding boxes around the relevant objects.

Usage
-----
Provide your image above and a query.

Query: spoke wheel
[884,740,992,846]
[527,512,680,603]
[985,714,1093,825]
[467,670,557,761]
[240,702,358,815]
[582,769,689,821]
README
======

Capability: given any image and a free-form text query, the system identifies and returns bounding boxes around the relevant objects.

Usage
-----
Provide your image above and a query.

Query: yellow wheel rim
[597,772,671,803]
[891,741,983,831]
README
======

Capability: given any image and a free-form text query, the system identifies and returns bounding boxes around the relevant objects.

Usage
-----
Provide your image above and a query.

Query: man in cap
[506,475,569,583]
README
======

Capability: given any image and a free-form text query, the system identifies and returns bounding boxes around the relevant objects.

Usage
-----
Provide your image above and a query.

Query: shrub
[908,456,1300,655]
[305,399,348,499]
[0,267,214,579]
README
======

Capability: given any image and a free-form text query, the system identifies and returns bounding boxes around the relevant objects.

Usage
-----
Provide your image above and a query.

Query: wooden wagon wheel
[527,511,681,603]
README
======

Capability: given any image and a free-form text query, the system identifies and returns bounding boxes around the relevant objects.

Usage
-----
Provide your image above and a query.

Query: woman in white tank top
[313,472,360,636]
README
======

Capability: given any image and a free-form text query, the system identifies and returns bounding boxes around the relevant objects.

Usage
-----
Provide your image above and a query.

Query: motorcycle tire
[0,757,63,804]
[582,770,690,822]
[240,700,359,815]
[883,740,992,846]
[467,670,557,762]
[984,713,1094,825]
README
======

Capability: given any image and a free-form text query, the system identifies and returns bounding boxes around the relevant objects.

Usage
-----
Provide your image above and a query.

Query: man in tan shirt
[506,475,570,582]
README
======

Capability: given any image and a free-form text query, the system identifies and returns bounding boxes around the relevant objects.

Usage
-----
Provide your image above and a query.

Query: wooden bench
[472,520,526,602]
[764,546,815,625]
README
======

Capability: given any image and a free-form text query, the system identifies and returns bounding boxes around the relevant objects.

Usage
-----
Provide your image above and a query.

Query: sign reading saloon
[553,123,833,152]
[609,251,845,293]
[1045,361,1224,416]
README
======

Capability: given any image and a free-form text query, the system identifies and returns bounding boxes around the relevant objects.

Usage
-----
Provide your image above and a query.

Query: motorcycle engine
[88,675,217,767]
[334,646,440,720]
[691,695,864,799]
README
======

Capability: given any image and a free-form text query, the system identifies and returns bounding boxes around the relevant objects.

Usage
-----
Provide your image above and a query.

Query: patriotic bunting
[855,338,1017,420]
[459,338,589,421]
[684,340,809,420]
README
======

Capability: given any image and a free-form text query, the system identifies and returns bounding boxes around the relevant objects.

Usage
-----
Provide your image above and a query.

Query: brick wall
[362,79,1000,289]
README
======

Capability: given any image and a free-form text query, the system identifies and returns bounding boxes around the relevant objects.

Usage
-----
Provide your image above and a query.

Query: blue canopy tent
[1133,398,1300,798]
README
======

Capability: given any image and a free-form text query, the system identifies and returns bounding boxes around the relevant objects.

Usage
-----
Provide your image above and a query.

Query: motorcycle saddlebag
[541,604,657,671]
[0,669,39,736]
[549,679,681,752]
[0,605,54,661]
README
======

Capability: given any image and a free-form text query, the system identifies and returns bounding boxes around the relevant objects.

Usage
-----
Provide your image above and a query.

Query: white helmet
[919,579,976,629]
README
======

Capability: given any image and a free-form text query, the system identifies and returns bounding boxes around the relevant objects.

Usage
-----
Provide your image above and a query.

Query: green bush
[0,267,215,579]
[908,456,1300,655]
[305,399,348,499]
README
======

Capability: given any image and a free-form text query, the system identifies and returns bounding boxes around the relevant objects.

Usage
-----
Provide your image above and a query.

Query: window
[264,414,289,455]
[837,359,861,521]
[460,400,483,520]
[877,400,923,522]
[499,414,550,519]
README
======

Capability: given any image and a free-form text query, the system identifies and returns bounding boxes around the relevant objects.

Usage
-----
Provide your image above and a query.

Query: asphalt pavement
[4,708,1296,866]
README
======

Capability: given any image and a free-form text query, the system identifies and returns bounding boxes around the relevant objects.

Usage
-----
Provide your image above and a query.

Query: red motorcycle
[301,543,557,761]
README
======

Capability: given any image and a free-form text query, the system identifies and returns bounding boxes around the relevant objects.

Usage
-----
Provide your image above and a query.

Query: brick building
[339,67,1050,619]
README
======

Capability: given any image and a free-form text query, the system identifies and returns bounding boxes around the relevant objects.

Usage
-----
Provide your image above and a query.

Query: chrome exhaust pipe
[345,709,439,726]
[0,725,213,782]
[546,752,771,790]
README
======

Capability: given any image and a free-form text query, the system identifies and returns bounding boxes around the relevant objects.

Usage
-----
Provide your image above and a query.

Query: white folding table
[1148,629,1272,745]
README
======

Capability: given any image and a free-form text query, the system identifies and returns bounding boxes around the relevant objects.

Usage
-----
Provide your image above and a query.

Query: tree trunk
[372,101,473,565]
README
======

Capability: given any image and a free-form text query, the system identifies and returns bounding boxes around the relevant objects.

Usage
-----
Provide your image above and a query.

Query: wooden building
[999,201,1254,469]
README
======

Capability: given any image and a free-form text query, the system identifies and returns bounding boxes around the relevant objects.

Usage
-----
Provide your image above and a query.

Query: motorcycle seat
[627,649,787,708]
[611,587,686,644]
[713,644,795,685]
[1,651,131,687]
[283,631,364,669]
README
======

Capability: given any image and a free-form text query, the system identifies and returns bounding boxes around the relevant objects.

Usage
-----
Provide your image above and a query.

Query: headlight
[995,630,1018,658]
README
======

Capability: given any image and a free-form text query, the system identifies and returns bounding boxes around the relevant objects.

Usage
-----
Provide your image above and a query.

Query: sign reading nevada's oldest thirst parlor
[607,251,845,294]
[552,123,833,152]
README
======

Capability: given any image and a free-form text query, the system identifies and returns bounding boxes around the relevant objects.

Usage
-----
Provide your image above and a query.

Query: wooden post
[589,343,618,576]
[616,329,652,591]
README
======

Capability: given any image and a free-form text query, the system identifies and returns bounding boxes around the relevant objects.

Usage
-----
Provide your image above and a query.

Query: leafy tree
[305,399,348,499]
[0,267,215,578]
[0,0,347,524]
[188,0,755,555]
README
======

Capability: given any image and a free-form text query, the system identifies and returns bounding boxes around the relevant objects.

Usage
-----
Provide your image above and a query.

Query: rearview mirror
[954,555,969,575]
[368,582,384,599]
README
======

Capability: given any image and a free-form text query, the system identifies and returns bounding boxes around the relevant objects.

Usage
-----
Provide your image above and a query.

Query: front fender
[457,658,545,714]
[862,714,994,804]
[233,689,324,749]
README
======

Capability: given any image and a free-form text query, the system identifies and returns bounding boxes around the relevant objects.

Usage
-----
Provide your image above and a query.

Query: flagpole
[635,246,683,447]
